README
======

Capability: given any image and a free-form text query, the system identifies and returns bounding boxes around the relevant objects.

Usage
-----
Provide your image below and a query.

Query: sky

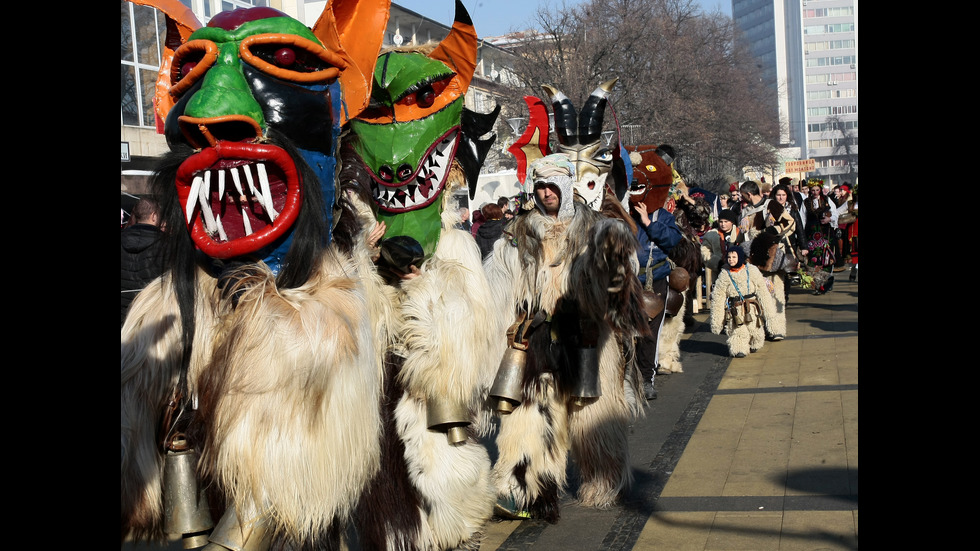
[393,0,732,38]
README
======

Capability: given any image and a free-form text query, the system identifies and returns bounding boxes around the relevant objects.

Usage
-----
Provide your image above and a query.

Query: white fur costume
[709,263,778,357]
[484,156,647,519]
[657,294,686,373]
[356,201,504,551]
[121,232,392,546]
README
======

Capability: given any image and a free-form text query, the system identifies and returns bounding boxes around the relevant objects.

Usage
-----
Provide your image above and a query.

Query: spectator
[700,208,744,274]
[737,180,768,242]
[474,203,506,260]
[846,186,858,281]
[728,183,743,218]
[801,181,837,294]
[831,184,854,270]
[470,206,485,238]
[121,197,166,326]
[458,207,471,232]
[769,181,806,299]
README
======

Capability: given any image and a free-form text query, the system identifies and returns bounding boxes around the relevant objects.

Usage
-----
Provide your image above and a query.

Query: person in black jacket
[121,197,165,325]
[474,202,506,260]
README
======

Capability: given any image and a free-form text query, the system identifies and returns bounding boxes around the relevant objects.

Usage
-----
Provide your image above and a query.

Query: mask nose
[178,115,263,148]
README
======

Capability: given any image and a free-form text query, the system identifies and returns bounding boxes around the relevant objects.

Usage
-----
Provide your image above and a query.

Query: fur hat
[778,176,793,186]
[718,209,738,224]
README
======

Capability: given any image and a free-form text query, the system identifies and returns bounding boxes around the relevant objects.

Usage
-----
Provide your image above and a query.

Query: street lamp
[506,117,525,136]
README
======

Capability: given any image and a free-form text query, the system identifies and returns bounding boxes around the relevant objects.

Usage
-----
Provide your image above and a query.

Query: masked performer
[624,146,685,391]
[120,2,393,549]
[341,2,505,549]
[654,145,704,373]
[709,247,778,358]
[483,147,649,521]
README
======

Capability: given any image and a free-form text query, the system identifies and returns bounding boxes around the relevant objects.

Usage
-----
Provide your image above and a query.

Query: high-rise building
[732,0,857,186]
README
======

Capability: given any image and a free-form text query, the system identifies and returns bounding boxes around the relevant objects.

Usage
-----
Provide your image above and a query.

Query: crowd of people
[120,2,859,548]
[704,176,858,356]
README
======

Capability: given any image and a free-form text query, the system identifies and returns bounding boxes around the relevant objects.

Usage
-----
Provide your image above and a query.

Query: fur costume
[709,248,778,358]
[658,162,706,374]
[341,4,504,548]
[484,153,649,520]
[501,85,649,513]
[120,2,392,549]
[623,145,686,379]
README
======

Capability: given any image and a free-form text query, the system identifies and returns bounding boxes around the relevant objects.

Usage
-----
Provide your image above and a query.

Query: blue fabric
[633,207,683,284]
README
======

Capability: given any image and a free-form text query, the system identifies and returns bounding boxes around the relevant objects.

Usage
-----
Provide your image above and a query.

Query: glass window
[121,64,140,126]
[134,4,161,66]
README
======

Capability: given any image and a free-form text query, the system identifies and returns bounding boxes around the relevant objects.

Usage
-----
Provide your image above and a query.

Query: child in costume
[709,247,778,358]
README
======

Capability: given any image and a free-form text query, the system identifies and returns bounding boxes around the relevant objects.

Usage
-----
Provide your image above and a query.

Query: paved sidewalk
[482,276,858,550]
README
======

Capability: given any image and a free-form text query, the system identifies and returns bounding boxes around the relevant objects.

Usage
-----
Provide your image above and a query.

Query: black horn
[577,78,617,145]
[542,84,578,146]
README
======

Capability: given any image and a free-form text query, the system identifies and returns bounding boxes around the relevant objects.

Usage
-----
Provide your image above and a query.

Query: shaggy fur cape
[483,202,647,520]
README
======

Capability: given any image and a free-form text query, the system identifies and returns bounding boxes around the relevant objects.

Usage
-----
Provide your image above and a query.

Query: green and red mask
[348,0,478,257]
[129,0,388,265]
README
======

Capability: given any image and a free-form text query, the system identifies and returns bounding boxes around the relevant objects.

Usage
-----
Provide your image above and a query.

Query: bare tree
[501,0,779,193]
[827,114,858,183]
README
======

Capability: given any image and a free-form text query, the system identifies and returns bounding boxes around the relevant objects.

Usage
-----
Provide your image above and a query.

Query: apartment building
[732,0,857,186]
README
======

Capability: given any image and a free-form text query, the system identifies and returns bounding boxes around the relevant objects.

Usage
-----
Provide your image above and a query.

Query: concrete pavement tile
[633,512,715,550]
[704,511,783,550]
[778,511,858,550]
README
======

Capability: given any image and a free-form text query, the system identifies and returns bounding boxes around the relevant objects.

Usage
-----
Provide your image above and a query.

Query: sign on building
[121,142,131,162]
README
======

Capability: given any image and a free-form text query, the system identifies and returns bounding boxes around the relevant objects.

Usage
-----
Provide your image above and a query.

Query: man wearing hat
[700,209,745,275]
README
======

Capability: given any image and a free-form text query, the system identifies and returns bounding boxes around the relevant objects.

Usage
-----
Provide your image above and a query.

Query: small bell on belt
[426,396,470,445]
[489,347,527,414]
[570,346,601,406]
[162,436,214,549]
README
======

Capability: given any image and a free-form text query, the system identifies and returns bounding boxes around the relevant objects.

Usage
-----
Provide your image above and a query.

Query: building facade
[732,0,857,186]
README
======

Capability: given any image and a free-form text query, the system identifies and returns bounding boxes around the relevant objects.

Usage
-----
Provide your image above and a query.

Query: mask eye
[416,86,435,108]
[394,75,451,111]
[240,35,345,83]
[593,148,613,163]
[169,40,219,98]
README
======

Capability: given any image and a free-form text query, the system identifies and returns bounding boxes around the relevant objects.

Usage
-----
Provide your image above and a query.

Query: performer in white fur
[485,154,648,521]
[709,247,778,358]
[120,1,393,549]
[339,3,505,546]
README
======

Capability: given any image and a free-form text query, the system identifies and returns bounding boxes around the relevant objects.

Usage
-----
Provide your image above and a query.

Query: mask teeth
[185,162,280,239]
[372,133,455,210]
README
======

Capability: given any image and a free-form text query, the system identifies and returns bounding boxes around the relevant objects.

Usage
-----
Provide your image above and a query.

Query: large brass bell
[202,504,272,551]
[665,286,684,316]
[163,437,214,549]
[571,346,601,406]
[426,396,470,445]
[489,348,527,414]
[641,290,665,320]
